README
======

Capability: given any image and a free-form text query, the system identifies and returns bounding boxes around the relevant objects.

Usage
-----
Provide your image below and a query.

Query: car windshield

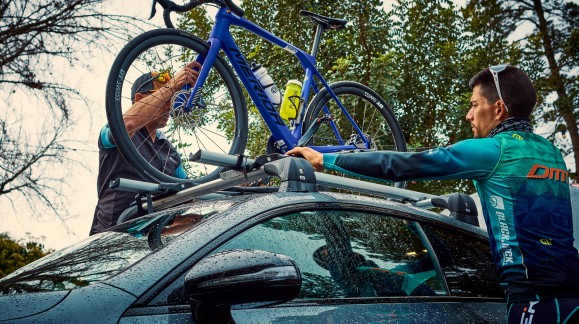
[0,199,236,295]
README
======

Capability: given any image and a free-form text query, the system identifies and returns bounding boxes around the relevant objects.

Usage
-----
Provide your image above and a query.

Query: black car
[0,193,506,323]
[0,186,506,323]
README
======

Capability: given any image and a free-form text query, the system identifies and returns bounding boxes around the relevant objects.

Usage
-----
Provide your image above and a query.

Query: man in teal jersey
[287,65,578,323]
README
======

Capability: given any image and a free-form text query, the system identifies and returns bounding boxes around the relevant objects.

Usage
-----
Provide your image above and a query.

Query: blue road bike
[106,0,406,184]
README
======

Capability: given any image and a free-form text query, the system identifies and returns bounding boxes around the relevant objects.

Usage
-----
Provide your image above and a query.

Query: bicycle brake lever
[149,0,157,19]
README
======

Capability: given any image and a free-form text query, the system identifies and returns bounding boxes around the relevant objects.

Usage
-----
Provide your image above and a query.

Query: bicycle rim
[304,81,407,188]
[106,29,247,184]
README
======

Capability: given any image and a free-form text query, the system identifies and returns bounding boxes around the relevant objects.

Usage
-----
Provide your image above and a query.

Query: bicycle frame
[186,7,368,153]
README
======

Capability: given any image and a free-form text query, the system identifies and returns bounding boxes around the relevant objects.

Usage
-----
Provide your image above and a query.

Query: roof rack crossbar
[113,150,481,226]
[191,150,438,207]
[113,150,441,213]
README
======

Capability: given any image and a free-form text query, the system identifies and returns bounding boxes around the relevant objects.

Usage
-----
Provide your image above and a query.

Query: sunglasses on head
[489,64,509,112]
[134,71,173,95]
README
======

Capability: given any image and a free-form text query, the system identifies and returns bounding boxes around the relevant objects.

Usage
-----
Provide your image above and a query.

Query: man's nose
[466,109,473,121]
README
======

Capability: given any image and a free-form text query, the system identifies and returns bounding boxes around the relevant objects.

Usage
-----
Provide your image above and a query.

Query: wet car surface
[1,191,507,323]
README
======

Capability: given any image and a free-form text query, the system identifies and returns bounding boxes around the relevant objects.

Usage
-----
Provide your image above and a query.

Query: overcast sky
[2,2,168,250]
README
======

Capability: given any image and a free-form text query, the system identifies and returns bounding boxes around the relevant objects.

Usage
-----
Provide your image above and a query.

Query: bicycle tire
[116,205,138,225]
[303,81,407,188]
[106,29,248,184]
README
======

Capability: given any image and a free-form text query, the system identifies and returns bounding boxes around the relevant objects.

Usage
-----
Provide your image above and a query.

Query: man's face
[466,85,500,138]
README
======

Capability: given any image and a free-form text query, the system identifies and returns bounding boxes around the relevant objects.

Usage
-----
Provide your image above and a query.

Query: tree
[464,0,579,179]
[370,0,477,194]
[0,0,139,219]
[0,233,51,279]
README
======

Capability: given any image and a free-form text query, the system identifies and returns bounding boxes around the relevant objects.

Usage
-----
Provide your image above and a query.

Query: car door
[128,201,505,323]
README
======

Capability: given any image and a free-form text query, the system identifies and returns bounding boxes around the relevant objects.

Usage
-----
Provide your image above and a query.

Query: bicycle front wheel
[106,29,247,184]
[303,81,407,187]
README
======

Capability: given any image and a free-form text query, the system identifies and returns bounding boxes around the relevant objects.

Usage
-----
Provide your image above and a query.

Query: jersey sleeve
[173,164,188,179]
[322,138,501,182]
[98,124,116,150]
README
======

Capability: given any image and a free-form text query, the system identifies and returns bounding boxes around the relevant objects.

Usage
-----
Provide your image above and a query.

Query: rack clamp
[109,178,195,215]
[431,193,479,226]
[261,155,317,192]
[190,150,318,193]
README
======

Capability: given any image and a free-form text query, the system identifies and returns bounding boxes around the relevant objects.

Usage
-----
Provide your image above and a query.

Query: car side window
[213,210,447,299]
[420,225,504,298]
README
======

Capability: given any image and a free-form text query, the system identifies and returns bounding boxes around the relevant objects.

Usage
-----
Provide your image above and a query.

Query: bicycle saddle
[300,10,348,30]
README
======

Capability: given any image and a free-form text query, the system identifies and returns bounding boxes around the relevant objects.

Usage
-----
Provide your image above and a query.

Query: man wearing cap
[288,65,578,323]
[90,62,201,235]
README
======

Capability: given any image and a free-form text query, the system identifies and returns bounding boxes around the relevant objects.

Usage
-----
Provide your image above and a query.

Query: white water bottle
[251,63,281,108]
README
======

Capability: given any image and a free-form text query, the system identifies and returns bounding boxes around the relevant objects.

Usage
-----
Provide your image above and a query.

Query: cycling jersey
[323,129,579,302]
[90,125,186,235]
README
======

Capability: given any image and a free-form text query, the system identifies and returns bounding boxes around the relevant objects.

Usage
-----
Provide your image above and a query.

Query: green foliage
[0,233,51,278]
[369,0,476,194]
[463,0,578,178]
[175,0,576,193]
[379,0,471,147]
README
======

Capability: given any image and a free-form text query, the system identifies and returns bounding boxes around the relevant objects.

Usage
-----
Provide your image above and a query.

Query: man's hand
[165,61,202,93]
[286,147,324,172]
[123,61,203,138]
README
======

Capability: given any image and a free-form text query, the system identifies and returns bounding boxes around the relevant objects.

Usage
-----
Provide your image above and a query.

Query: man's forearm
[123,86,174,137]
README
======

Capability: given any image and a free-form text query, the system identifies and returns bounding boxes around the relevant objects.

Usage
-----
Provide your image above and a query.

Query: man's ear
[134,92,143,102]
[495,100,509,121]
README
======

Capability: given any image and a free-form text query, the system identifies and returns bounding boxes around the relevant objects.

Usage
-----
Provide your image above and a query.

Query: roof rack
[111,150,479,226]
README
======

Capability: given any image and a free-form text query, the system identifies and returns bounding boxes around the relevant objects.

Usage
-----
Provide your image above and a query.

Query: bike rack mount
[110,150,479,227]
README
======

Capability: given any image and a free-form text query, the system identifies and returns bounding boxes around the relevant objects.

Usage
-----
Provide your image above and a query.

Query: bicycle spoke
[304,83,405,189]
[106,30,247,183]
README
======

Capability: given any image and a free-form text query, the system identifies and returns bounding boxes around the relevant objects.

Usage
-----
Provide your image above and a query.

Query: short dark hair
[469,66,537,118]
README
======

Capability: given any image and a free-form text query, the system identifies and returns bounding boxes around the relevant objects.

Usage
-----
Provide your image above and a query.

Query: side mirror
[185,249,301,323]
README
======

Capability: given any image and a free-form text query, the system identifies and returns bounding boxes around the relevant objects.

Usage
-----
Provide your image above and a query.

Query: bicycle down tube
[186,7,369,153]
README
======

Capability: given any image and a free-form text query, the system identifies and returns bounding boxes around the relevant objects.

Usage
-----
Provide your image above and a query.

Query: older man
[90,62,201,235]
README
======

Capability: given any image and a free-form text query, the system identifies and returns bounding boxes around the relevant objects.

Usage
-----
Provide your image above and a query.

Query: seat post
[310,25,325,58]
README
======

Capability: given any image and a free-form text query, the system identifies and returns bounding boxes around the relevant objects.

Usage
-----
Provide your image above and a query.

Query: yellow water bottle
[280,80,302,120]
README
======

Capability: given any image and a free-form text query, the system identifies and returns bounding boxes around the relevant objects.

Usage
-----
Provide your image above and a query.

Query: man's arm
[123,61,201,137]
[287,139,501,182]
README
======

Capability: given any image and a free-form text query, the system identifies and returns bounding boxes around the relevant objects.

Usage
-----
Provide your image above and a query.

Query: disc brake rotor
[170,89,206,129]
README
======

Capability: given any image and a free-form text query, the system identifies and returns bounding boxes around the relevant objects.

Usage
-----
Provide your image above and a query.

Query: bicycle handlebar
[153,0,244,28]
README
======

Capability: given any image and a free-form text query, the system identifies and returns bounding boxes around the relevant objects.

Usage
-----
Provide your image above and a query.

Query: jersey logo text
[526,164,568,182]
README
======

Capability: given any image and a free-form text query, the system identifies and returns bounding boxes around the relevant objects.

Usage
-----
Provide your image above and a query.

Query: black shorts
[508,297,579,324]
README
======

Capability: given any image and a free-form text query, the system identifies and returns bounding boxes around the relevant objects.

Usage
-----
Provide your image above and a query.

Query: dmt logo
[490,196,505,210]
[527,164,569,182]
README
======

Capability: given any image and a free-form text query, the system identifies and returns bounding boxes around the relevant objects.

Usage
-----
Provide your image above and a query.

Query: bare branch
[0,0,143,222]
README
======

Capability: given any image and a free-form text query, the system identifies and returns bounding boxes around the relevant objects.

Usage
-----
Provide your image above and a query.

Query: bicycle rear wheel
[106,29,247,184]
[303,81,406,188]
